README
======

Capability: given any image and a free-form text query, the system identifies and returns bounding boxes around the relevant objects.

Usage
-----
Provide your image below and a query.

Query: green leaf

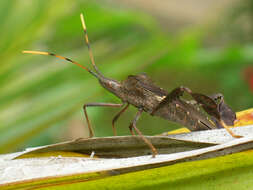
[1,132,253,189]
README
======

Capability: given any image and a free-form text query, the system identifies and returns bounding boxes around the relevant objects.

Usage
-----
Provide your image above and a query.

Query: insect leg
[151,86,191,115]
[129,109,158,157]
[192,93,241,137]
[112,103,129,136]
[83,103,123,138]
[220,120,242,138]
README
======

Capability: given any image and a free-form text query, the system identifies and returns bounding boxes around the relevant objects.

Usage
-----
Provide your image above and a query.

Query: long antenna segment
[22,50,98,78]
[80,13,102,76]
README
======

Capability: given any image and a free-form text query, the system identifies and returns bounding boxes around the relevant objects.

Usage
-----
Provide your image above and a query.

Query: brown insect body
[99,73,216,131]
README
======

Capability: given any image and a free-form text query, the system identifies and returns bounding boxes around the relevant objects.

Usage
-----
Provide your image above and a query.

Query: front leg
[83,103,123,138]
[129,109,158,157]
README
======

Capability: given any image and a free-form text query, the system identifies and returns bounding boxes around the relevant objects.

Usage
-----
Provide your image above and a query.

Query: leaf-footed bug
[23,13,242,158]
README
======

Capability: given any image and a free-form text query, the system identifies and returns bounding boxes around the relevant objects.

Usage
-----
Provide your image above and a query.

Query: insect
[23,13,241,157]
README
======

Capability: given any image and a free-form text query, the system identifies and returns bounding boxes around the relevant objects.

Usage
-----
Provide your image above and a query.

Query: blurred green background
[0,0,252,153]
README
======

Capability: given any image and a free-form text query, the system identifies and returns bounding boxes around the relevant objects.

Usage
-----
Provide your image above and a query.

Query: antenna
[22,50,98,78]
[80,13,102,76]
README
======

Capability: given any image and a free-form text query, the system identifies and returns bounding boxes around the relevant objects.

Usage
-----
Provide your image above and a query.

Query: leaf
[1,133,253,189]
[15,136,214,159]
[52,150,253,190]
[12,124,253,160]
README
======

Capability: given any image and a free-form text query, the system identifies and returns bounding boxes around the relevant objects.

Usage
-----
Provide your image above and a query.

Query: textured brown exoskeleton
[23,14,241,157]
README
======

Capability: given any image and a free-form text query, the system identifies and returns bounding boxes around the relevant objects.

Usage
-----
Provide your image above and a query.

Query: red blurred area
[243,66,253,92]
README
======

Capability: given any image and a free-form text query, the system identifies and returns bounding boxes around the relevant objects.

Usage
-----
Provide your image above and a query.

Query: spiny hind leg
[151,86,192,115]
[83,103,123,138]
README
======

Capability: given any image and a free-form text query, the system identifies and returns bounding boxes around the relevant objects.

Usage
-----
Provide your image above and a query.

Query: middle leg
[83,103,123,138]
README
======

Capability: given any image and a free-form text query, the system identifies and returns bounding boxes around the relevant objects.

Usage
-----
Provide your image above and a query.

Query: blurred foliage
[0,0,252,153]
